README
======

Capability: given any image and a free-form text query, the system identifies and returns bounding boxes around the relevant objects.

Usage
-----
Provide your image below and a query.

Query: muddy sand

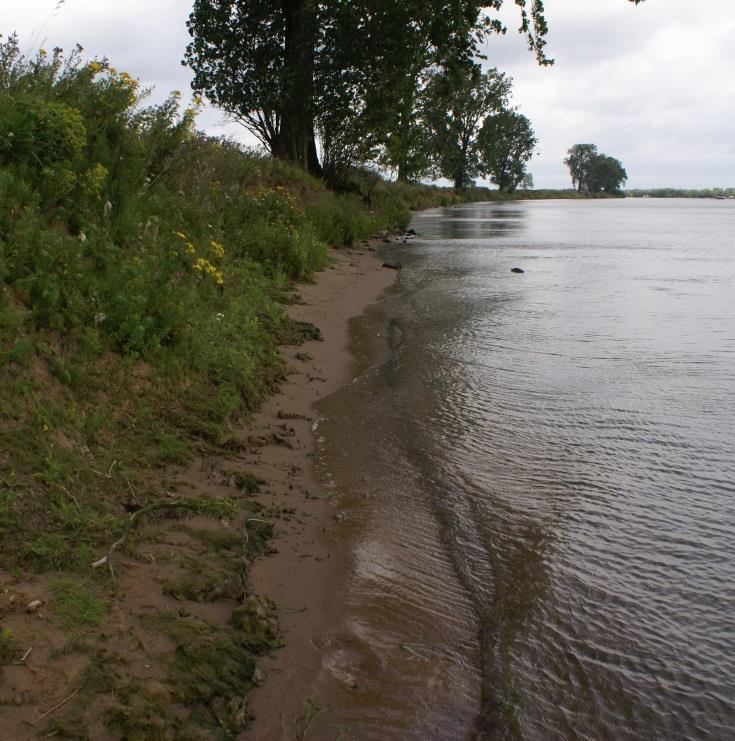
[247,245,396,738]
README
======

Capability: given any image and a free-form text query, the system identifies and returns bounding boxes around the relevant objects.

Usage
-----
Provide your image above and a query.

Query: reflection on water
[417,203,527,240]
[315,199,735,739]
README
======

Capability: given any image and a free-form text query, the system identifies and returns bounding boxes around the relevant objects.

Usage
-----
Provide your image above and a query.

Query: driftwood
[31,687,81,725]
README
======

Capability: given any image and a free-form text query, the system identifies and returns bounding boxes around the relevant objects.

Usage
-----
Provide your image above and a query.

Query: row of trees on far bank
[184,0,547,191]
[564,144,628,194]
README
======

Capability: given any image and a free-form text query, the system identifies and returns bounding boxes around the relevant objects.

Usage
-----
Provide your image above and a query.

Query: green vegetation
[0,626,16,665]
[134,608,279,737]
[564,144,628,195]
[184,1,643,186]
[478,110,538,193]
[53,577,107,626]
[426,66,519,190]
[626,188,735,199]
[0,36,487,582]
[184,1,544,179]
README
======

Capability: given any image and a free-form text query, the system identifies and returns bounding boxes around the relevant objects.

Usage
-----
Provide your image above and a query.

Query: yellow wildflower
[173,231,187,240]
[192,257,225,285]
[88,61,103,74]
[185,243,196,254]
[81,162,108,196]
[119,71,139,91]
[209,240,225,258]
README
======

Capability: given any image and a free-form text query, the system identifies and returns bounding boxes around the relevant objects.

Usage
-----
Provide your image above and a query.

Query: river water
[313,199,735,740]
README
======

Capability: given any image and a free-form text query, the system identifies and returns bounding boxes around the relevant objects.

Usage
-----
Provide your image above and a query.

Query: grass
[296,698,329,739]
[138,610,276,737]
[0,626,16,665]
[53,577,106,626]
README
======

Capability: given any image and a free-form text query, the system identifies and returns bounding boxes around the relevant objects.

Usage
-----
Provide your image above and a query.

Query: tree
[564,144,627,194]
[363,0,503,183]
[185,0,321,176]
[564,143,598,192]
[427,65,512,189]
[477,110,537,192]
[184,1,646,178]
[588,154,627,193]
[184,0,500,179]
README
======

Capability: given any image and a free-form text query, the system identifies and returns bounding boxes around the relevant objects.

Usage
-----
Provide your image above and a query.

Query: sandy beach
[243,244,396,738]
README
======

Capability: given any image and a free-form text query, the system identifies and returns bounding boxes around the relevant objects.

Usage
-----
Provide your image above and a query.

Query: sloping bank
[0,41,493,738]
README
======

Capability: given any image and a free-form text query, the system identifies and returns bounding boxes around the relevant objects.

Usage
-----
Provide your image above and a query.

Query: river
[313,198,735,740]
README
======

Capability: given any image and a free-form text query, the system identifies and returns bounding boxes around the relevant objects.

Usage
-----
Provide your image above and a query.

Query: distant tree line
[626,188,735,199]
[564,143,627,195]
[184,1,645,191]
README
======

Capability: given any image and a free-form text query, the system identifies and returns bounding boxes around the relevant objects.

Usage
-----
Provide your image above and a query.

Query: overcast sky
[5,0,735,188]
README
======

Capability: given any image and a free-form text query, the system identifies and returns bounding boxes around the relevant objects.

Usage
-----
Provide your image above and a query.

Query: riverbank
[1,40,505,738]
[0,240,398,738]
[246,243,396,738]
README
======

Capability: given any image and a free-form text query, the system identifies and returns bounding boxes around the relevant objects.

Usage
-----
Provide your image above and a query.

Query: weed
[105,703,179,741]
[79,648,124,695]
[196,496,238,520]
[1,337,31,367]
[164,568,243,603]
[278,319,323,345]
[230,471,263,495]
[0,626,16,664]
[146,611,263,736]
[182,526,244,554]
[52,577,106,626]
[44,717,90,740]
[50,634,94,659]
[155,431,189,465]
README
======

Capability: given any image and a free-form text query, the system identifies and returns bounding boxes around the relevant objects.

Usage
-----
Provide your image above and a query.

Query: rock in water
[511,267,525,274]
[382,260,403,270]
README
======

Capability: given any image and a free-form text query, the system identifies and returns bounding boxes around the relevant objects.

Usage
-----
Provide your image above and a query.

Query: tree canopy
[477,110,537,192]
[426,65,513,189]
[185,1,646,182]
[564,144,627,194]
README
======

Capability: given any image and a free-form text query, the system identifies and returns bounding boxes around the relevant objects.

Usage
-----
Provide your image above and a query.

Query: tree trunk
[395,93,414,183]
[278,0,322,177]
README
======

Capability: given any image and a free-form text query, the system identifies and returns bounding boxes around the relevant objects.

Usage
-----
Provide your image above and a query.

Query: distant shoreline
[625,188,735,199]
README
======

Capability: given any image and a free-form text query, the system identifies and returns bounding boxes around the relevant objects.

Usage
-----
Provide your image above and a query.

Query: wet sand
[246,245,396,738]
